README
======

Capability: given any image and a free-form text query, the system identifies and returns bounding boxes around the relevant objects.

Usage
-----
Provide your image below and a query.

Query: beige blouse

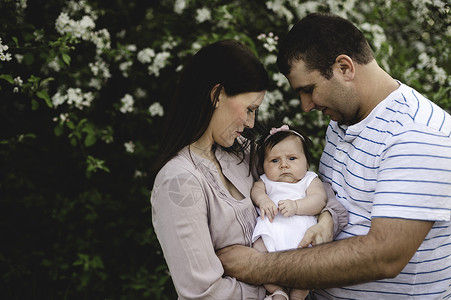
[151,145,348,299]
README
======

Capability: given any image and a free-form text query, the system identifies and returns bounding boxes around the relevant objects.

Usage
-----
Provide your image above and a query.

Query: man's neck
[356,60,400,119]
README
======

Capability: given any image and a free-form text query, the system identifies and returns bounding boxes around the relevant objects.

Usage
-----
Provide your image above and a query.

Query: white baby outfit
[252,171,318,252]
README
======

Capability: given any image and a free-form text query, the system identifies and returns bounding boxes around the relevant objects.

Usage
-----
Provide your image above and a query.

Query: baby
[251,125,327,300]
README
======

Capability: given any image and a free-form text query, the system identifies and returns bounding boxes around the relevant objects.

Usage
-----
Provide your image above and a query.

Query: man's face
[286,59,360,125]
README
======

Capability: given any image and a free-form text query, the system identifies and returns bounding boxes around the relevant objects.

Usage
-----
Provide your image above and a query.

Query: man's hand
[216,245,262,284]
[299,211,333,248]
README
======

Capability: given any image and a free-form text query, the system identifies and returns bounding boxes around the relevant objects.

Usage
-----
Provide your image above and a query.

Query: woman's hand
[299,211,333,248]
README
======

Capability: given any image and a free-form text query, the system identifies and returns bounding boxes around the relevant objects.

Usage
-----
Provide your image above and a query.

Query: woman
[151,40,346,299]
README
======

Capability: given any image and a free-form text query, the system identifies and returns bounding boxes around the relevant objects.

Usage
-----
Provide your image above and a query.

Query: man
[218,13,451,299]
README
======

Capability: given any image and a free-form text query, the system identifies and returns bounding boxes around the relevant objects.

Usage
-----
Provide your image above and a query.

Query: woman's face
[263,135,308,183]
[210,89,266,148]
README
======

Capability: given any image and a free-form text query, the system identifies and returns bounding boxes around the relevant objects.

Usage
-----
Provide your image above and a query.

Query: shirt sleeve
[151,169,261,299]
[372,127,451,221]
[321,181,349,237]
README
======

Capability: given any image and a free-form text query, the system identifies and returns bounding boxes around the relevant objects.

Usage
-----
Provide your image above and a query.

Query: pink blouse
[151,145,348,299]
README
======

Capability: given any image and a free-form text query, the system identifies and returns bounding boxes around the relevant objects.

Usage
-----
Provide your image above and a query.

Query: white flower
[55,12,71,35]
[148,51,170,77]
[53,113,70,123]
[52,92,66,107]
[14,76,23,86]
[89,59,111,79]
[124,141,135,153]
[149,102,164,117]
[196,8,211,23]
[360,23,386,52]
[134,88,147,99]
[48,57,61,72]
[126,44,137,52]
[15,54,24,63]
[134,170,145,178]
[137,48,155,64]
[161,38,177,51]
[191,42,202,52]
[91,28,111,52]
[0,53,12,61]
[174,0,187,14]
[54,4,110,54]
[272,72,290,90]
[51,88,94,109]
[258,32,279,53]
[0,37,12,61]
[89,78,102,90]
[263,54,277,67]
[266,0,293,23]
[120,94,134,113]
[79,15,95,30]
[66,88,94,109]
[119,61,132,77]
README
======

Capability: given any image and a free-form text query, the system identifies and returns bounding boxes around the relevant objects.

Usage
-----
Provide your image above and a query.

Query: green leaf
[12,36,19,47]
[66,121,75,130]
[40,77,55,87]
[31,99,39,110]
[54,124,64,137]
[84,133,97,147]
[0,74,14,84]
[23,53,34,66]
[36,90,53,108]
[61,52,71,66]
[86,155,110,176]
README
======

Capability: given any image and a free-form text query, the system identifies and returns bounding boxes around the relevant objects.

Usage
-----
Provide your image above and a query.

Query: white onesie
[251,171,318,252]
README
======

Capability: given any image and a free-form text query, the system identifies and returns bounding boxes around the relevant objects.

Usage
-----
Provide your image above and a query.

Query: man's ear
[335,55,355,80]
[210,84,222,107]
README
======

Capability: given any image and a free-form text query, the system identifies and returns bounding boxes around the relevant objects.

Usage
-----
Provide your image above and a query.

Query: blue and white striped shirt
[315,83,451,299]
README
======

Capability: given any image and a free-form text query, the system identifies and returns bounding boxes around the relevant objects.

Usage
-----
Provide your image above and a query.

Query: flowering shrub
[0,0,449,298]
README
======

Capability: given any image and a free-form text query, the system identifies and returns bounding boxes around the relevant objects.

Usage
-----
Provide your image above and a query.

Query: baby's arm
[278,177,327,217]
[251,179,278,222]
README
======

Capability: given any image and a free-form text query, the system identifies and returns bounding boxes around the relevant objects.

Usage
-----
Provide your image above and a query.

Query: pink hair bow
[269,124,290,135]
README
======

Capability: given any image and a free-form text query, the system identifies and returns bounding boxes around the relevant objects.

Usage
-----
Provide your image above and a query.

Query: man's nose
[300,94,315,112]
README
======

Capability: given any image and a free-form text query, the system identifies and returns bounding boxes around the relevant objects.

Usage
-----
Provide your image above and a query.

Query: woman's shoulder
[153,149,199,186]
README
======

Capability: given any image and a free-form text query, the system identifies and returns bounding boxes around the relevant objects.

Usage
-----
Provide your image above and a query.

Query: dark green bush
[0,0,449,298]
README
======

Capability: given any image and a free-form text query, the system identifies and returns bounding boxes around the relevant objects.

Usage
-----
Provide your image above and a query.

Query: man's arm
[217,217,433,289]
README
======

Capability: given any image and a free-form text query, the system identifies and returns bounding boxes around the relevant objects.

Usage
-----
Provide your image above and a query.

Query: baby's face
[263,136,308,183]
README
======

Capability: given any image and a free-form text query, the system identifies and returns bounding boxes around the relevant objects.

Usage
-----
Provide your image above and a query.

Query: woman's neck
[189,140,216,161]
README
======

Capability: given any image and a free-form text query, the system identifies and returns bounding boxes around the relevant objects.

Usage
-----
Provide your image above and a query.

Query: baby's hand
[278,199,297,217]
[259,197,278,222]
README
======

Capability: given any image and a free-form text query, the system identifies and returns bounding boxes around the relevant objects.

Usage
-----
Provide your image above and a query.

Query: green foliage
[0,0,449,298]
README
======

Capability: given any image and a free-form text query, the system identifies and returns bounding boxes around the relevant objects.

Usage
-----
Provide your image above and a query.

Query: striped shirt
[315,83,451,299]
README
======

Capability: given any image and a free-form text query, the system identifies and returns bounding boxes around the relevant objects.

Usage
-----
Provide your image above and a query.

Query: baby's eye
[271,159,279,163]
[289,157,297,160]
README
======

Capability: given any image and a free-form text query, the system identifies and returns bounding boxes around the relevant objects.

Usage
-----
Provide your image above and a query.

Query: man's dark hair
[277,13,374,79]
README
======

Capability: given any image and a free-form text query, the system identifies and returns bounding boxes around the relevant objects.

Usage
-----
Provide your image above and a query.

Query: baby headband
[264,124,305,142]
